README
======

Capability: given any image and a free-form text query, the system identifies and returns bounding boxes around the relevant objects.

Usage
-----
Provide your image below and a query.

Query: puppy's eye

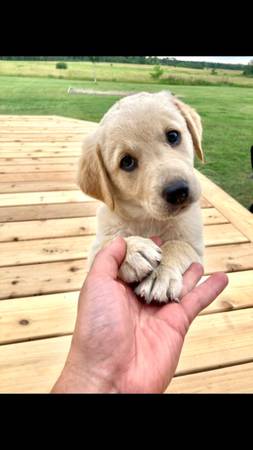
[120,154,138,172]
[166,130,181,146]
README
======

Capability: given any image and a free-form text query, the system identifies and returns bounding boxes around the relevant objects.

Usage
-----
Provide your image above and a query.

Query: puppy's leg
[135,240,202,303]
[88,235,162,283]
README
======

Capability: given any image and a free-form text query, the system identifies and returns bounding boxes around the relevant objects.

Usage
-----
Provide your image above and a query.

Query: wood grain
[0,172,77,182]
[198,170,253,241]
[0,202,100,222]
[0,235,93,267]
[0,259,88,300]
[167,362,253,393]
[201,208,229,225]
[0,217,96,242]
[176,308,253,375]
[0,292,78,344]
[204,242,253,274]
[0,190,92,206]
[0,157,78,165]
[0,335,72,393]
[0,181,78,193]
[0,164,78,173]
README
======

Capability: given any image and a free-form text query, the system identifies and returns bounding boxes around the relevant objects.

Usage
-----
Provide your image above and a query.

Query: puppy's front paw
[118,236,162,283]
[135,265,183,304]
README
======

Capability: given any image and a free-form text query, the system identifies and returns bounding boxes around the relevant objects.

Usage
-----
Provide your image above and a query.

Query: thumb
[90,237,127,279]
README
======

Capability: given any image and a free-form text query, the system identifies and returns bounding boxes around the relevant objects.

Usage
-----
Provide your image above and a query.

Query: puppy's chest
[115,218,179,241]
[97,206,184,241]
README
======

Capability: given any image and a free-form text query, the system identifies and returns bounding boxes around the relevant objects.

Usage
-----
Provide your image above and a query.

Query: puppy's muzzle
[162,180,189,205]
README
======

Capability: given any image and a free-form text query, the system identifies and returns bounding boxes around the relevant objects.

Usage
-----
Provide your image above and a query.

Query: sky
[166,56,253,65]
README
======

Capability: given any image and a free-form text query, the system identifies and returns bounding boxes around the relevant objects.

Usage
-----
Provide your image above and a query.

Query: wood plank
[202,270,253,314]
[200,197,212,208]
[0,259,88,300]
[0,190,91,206]
[0,164,78,173]
[0,142,82,148]
[0,335,72,393]
[0,131,85,135]
[0,121,92,126]
[0,157,78,165]
[0,202,99,222]
[0,217,97,242]
[0,235,93,267]
[0,116,92,122]
[2,116,87,121]
[0,172,77,182]
[0,292,78,344]
[204,242,253,274]
[0,117,62,121]
[0,117,95,127]
[0,142,82,147]
[0,124,91,129]
[167,362,253,393]
[0,181,78,193]
[201,208,229,225]
[0,138,83,142]
[175,308,253,375]
[1,233,252,271]
[0,120,89,125]
[0,151,81,157]
[197,171,253,241]
[0,122,91,126]
[204,223,248,246]
[0,132,86,136]
[0,124,93,129]
[2,121,94,128]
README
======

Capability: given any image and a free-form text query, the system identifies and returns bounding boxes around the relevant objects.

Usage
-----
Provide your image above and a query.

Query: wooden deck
[0,115,253,393]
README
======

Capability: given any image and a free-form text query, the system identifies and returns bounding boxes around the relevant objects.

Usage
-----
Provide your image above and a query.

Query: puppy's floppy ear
[77,133,114,209]
[173,97,205,163]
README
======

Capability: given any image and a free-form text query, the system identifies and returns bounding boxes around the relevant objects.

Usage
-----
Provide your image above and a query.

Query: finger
[90,236,127,279]
[150,236,163,246]
[180,263,204,297]
[181,272,229,324]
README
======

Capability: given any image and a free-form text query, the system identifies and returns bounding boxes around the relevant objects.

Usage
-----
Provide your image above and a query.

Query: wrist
[51,353,119,394]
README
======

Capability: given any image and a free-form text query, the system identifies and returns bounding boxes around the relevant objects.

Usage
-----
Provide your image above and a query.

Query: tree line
[0,56,246,71]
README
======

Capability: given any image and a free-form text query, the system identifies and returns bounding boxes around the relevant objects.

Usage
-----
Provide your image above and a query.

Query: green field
[0,60,252,209]
[1,60,253,87]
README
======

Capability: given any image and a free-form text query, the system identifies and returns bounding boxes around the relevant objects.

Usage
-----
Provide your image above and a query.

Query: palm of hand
[66,237,228,394]
[77,273,190,393]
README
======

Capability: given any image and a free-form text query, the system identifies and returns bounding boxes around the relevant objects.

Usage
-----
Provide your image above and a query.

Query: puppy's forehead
[100,91,185,141]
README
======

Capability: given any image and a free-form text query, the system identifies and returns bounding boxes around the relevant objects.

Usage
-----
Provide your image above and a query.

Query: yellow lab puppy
[78,91,204,303]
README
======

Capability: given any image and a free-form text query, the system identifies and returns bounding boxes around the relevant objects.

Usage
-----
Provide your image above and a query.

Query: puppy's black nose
[162,180,189,205]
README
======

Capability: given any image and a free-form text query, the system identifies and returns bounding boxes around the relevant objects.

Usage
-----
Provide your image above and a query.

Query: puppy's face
[78,91,204,221]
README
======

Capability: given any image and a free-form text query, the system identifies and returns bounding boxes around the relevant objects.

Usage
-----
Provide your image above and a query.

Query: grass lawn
[0,74,252,209]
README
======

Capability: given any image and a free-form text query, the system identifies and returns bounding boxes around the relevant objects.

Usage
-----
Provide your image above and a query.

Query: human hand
[51,237,228,393]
